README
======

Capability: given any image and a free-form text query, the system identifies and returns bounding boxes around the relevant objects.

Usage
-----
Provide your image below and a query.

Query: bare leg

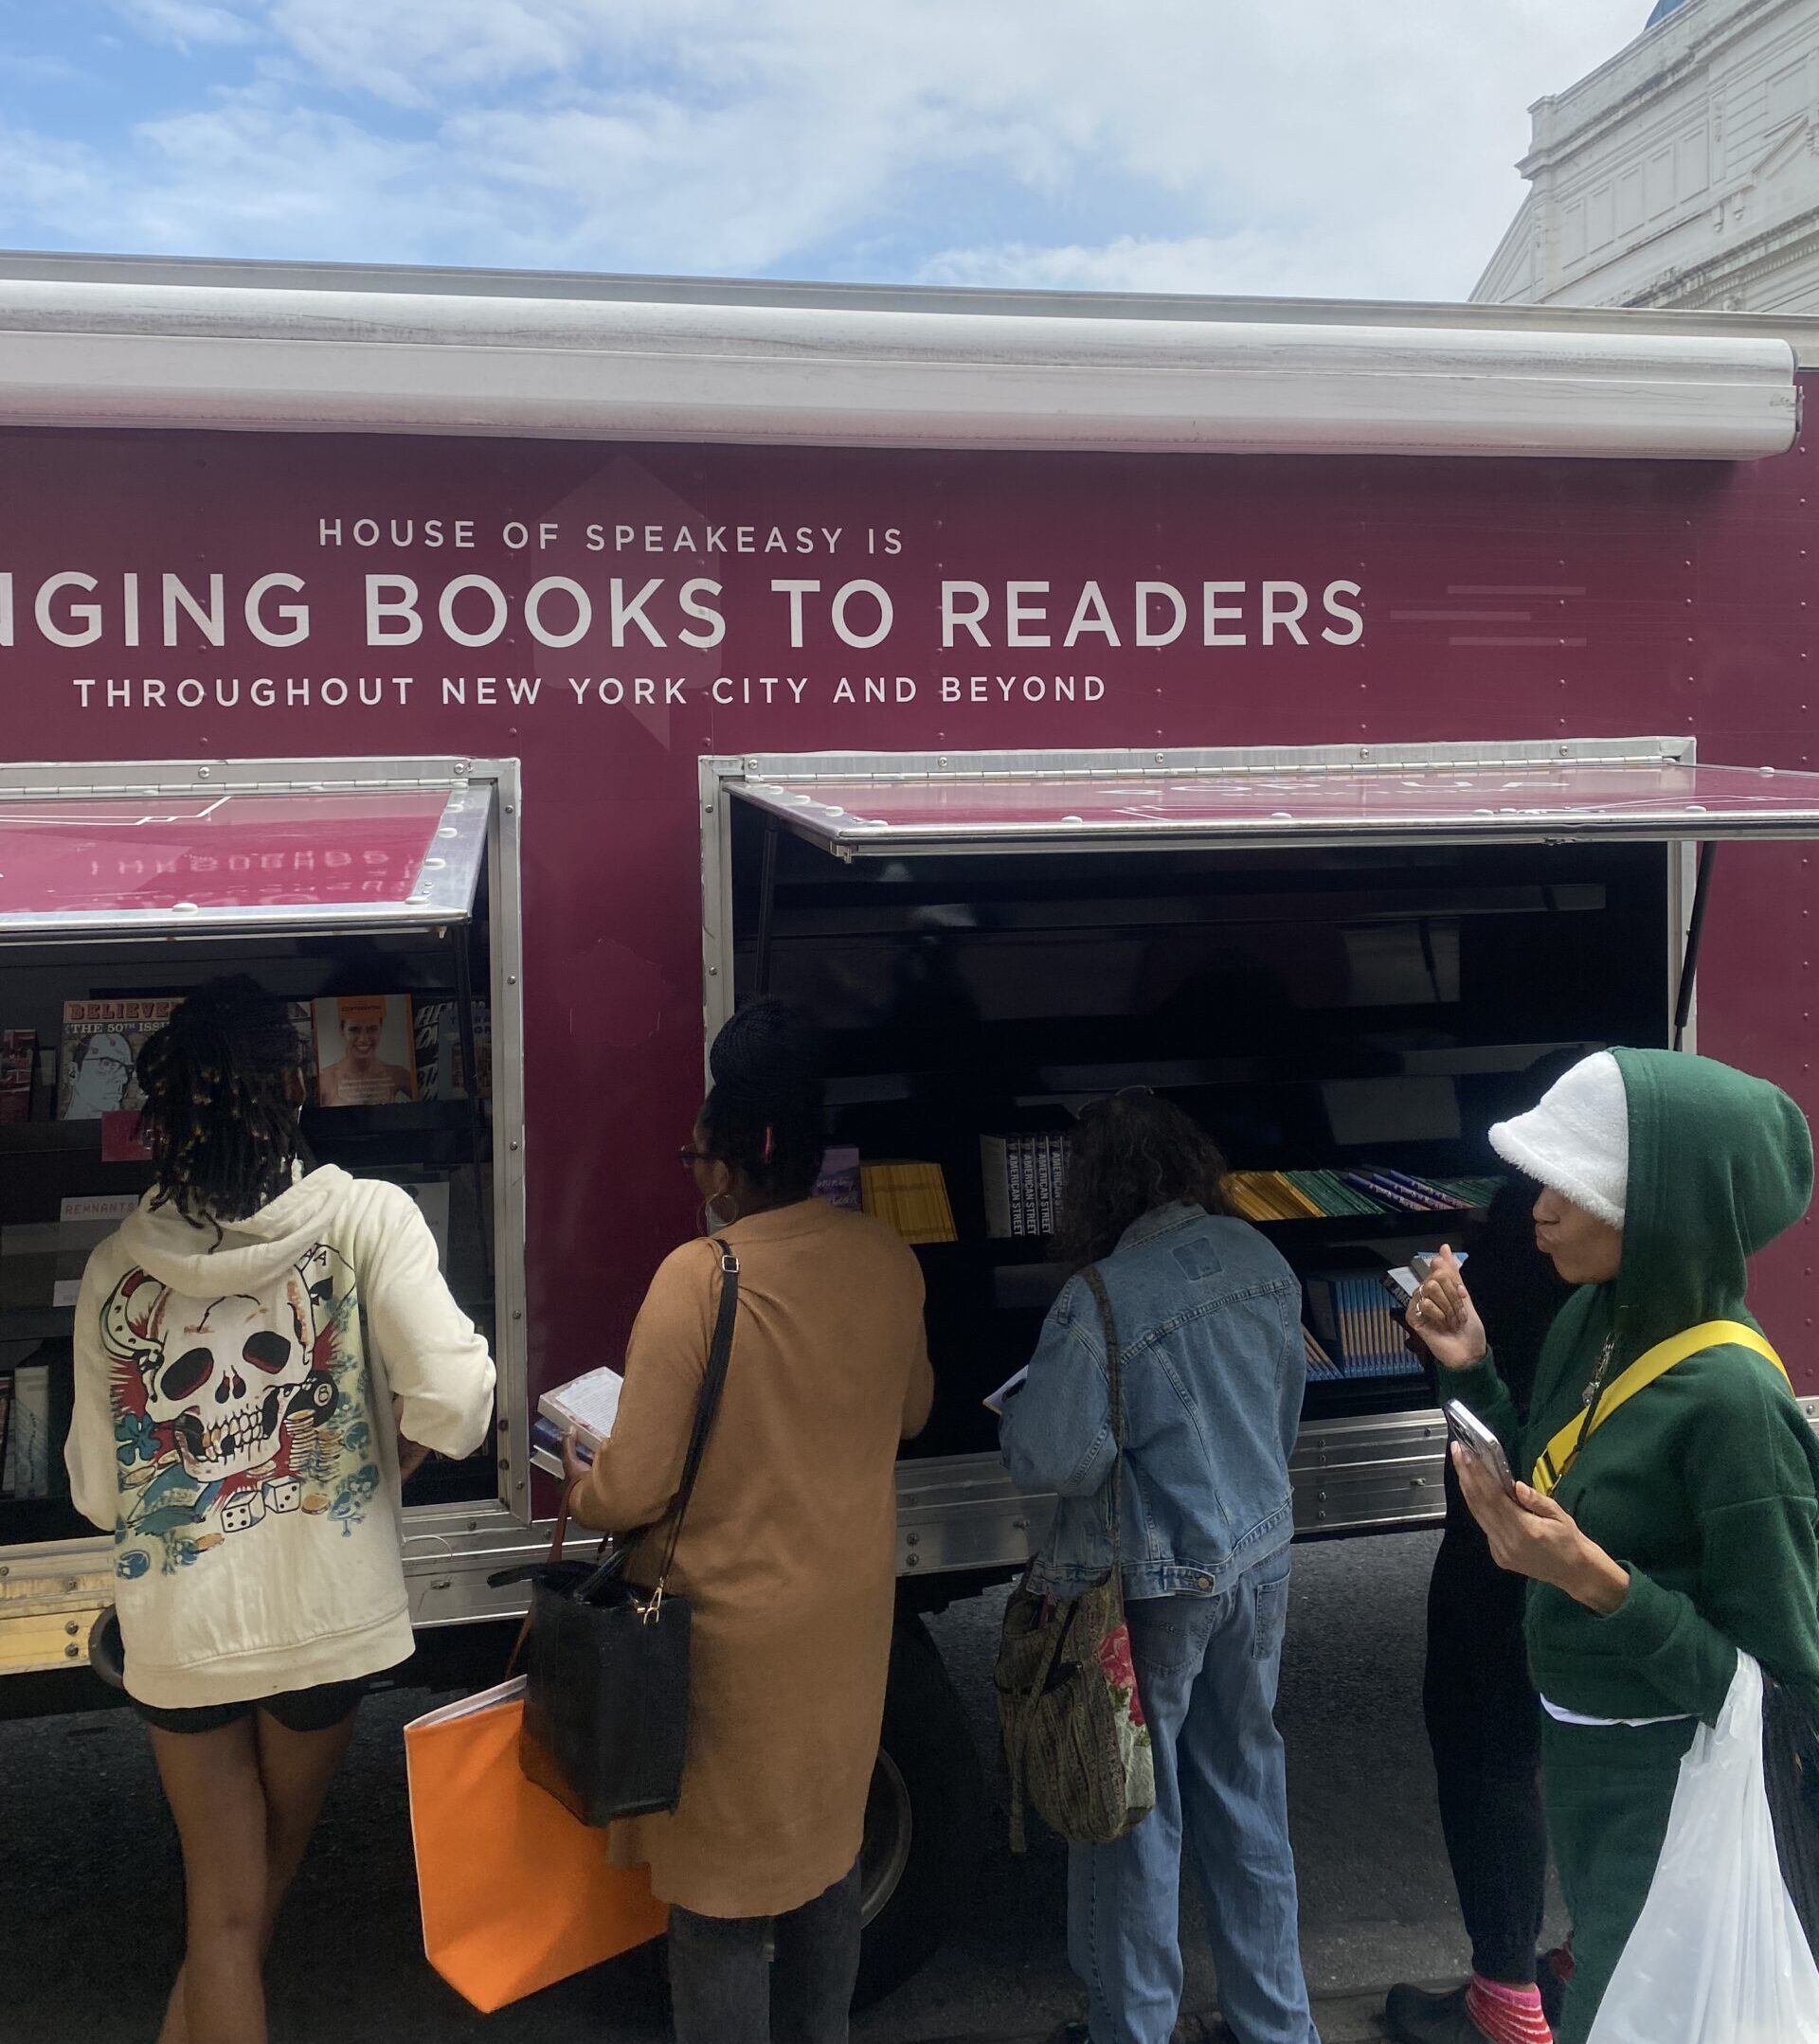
[153,1709,356,2044]
[150,1720,270,2044]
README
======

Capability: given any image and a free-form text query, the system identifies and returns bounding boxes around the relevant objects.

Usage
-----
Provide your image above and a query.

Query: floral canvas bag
[995,1264,1156,1852]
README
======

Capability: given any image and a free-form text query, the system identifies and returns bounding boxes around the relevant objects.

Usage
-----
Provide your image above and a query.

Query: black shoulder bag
[495,1243,740,1829]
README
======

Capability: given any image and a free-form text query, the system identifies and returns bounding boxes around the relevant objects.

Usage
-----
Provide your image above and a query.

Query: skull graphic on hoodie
[99,1243,376,1573]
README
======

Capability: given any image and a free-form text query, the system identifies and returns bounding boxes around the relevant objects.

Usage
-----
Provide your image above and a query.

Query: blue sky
[1,1,1649,297]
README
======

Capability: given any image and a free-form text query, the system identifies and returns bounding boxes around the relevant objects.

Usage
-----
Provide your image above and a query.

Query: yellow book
[1270,1174,1326,1220]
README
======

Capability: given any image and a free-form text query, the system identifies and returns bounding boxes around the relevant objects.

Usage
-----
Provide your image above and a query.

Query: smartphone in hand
[1385,1249,1468,1308]
[1444,1398,1518,1497]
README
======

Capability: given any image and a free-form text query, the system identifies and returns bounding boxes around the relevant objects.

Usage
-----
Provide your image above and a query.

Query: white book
[983,1365,1030,1416]
[538,1366,624,1449]
[405,1675,527,1733]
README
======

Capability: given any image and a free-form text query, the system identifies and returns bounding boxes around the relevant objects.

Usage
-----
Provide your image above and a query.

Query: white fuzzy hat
[1489,1050,1630,1228]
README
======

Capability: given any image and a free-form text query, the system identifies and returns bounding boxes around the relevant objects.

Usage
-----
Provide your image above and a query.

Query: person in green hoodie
[1406,1047,1819,2044]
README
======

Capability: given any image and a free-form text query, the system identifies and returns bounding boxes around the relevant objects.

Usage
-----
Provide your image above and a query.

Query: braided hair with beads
[136,977,311,1228]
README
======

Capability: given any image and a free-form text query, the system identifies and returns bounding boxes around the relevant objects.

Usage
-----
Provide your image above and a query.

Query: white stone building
[1475,0,1819,310]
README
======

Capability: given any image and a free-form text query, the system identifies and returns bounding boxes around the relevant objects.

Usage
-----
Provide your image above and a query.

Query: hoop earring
[702,1192,741,1235]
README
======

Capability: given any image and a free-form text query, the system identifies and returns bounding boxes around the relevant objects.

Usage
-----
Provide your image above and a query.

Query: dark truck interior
[727,800,1672,1460]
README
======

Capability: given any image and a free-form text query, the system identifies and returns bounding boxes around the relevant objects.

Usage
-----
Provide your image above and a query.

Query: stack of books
[1224,1168,1500,1223]
[1304,1326,1343,1384]
[1305,1270,1421,1381]
[530,1366,623,1477]
[861,1162,958,1245]
[981,1134,1070,1239]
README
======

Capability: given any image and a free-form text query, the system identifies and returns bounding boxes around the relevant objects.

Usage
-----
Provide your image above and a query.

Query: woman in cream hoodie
[64,977,495,2044]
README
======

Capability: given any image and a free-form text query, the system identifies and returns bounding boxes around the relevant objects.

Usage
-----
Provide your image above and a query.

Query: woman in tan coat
[566,999,932,2044]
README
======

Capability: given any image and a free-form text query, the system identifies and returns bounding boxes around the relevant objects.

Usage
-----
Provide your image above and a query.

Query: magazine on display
[815,1147,863,1211]
[414,997,493,1102]
[313,995,419,1108]
[57,999,177,1120]
[0,1031,35,1123]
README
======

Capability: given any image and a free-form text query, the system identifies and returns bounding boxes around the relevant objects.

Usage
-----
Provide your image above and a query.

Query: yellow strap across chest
[1530,1320,1789,1499]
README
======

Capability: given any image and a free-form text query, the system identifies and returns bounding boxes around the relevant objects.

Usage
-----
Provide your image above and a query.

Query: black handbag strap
[513,1243,740,1621]
[651,1244,741,1592]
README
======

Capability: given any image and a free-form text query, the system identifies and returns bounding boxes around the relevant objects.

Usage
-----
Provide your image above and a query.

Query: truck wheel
[855,1613,984,2008]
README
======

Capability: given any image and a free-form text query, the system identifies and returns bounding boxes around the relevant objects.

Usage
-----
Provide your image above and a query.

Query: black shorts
[133,1675,370,1737]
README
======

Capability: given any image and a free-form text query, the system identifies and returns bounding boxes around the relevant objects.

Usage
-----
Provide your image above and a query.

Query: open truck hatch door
[728,741,1819,860]
[0,772,492,940]
[706,736,1819,1542]
[728,740,1819,1040]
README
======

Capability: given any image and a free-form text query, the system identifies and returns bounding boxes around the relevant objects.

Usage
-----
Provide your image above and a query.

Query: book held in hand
[537,1367,624,1456]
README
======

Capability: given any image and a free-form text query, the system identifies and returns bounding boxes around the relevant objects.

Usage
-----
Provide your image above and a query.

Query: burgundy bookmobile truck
[6,250,1819,1992]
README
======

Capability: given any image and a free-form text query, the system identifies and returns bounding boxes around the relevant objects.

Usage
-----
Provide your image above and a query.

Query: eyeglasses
[677,1146,709,1170]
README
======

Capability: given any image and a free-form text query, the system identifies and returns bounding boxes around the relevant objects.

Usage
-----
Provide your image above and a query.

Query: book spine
[1379,1169,1463,1210]
[1018,1138,1037,1237]
[1036,1137,1055,1237]
[981,1139,1011,1239]
[1007,1139,1027,1238]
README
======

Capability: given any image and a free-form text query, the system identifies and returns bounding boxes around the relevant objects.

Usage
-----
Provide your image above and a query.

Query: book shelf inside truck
[728,809,1673,1463]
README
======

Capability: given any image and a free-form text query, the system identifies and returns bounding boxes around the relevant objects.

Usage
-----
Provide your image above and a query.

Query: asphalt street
[2,1529,1556,2043]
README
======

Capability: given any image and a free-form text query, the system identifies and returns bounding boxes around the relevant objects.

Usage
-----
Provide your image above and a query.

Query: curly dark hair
[699,997,827,1206]
[136,977,309,1226]
[1051,1090,1229,1267]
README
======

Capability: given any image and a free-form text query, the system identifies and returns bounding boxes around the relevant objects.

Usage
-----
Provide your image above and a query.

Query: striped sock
[1465,1975,1553,2044]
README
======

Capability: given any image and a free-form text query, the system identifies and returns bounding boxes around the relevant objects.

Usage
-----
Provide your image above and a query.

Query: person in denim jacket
[1000,1091,1320,2044]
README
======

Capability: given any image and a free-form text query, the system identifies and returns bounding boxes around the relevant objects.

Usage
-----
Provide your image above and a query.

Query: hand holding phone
[1445,1399,1518,1498]
[1405,1244,1487,1372]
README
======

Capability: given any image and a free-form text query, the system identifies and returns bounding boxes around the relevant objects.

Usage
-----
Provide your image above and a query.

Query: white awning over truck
[729,740,1819,859]
[0,273,1797,460]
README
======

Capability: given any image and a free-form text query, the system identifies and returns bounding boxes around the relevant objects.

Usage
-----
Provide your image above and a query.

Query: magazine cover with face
[312,995,419,1108]
[58,999,178,1120]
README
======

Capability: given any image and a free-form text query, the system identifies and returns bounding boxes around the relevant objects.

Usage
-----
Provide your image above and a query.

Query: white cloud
[109,0,260,47]
[919,229,1442,305]
[267,0,597,107]
[8,1,1659,296]
[0,125,108,228]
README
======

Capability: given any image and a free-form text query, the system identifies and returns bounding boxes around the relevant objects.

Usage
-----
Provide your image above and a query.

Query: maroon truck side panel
[4,413,1815,1393]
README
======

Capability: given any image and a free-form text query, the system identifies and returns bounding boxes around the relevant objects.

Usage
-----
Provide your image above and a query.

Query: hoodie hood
[117,1164,357,1295]
[1604,1049,1811,1366]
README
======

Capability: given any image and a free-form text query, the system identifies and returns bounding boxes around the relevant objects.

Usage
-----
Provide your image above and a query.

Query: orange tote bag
[405,1676,669,2012]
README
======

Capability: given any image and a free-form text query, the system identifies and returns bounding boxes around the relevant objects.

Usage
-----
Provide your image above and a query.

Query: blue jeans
[1068,1552,1320,2044]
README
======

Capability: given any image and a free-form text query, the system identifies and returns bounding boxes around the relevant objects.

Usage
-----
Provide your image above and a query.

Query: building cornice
[1520,0,1801,175]
[1626,200,1819,302]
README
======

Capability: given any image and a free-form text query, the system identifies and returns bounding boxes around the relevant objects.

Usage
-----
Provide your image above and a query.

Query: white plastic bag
[1587,1654,1819,2044]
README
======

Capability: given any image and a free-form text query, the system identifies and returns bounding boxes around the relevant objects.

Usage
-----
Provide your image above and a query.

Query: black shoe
[1384,1981,1493,2044]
